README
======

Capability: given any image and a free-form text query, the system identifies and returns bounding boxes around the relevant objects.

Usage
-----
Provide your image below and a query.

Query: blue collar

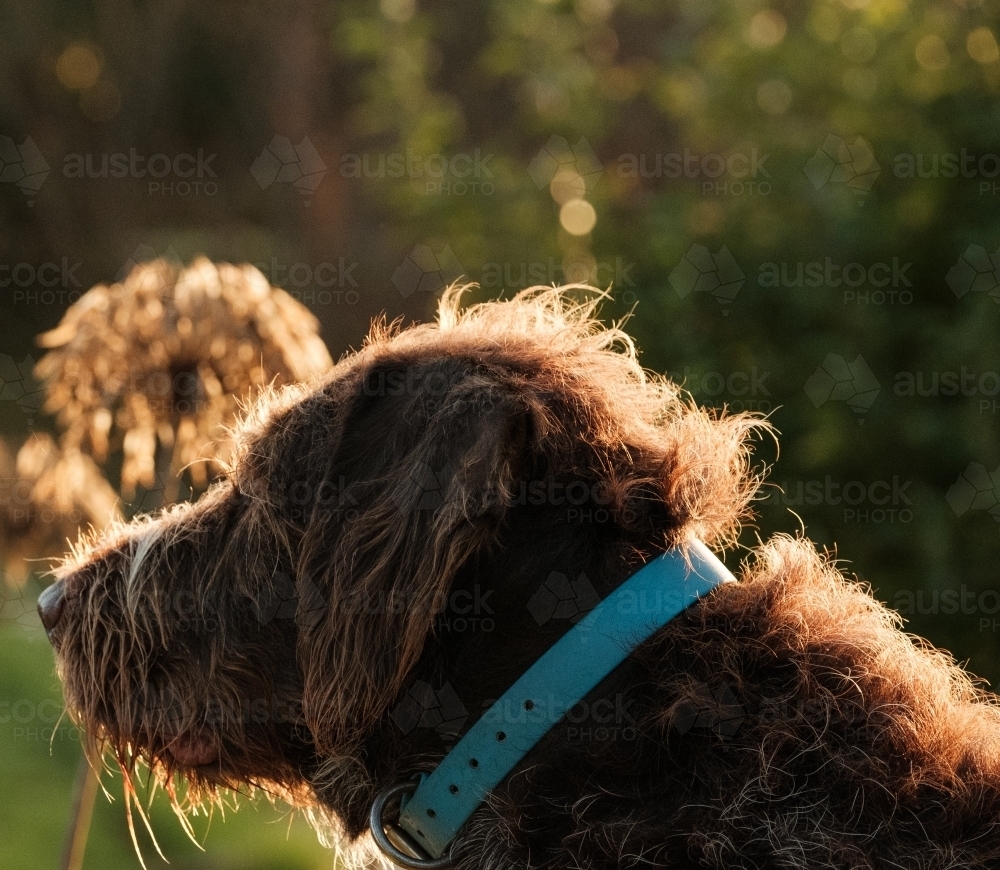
[370,538,736,867]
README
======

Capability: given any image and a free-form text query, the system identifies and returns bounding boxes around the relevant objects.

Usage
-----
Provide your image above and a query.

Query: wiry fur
[47,286,1000,868]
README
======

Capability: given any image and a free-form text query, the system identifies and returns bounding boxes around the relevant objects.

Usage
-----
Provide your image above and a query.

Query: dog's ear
[296,364,529,752]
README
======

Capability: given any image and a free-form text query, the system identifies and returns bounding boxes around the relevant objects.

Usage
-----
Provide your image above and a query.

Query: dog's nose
[37,581,66,638]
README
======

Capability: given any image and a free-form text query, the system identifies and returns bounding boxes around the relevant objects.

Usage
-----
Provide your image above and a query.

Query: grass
[0,606,332,870]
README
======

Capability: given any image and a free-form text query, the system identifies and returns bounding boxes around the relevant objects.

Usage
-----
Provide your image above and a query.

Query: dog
[40,286,1000,869]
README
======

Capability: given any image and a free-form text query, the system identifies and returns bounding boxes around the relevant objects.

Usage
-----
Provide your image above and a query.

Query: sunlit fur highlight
[47,285,1000,869]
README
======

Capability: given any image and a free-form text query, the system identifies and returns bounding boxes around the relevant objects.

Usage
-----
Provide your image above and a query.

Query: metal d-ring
[369,778,452,869]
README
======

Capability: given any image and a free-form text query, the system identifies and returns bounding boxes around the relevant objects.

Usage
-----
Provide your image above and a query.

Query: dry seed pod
[0,433,119,585]
[36,257,333,498]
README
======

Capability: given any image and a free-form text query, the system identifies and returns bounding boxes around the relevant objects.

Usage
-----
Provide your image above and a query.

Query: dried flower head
[35,257,333,498]
[0,433,120,585]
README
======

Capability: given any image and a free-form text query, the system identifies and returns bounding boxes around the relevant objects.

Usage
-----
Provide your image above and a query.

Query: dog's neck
[316,505,677,846]
[381,540,733,863]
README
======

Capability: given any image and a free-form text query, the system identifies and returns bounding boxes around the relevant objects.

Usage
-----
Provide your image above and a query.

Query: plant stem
[60,757,98,870]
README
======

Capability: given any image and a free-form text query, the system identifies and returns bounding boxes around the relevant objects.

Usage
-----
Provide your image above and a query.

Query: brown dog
[40,287,1000,869]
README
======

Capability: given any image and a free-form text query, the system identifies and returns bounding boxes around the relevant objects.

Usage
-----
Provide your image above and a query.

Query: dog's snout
[37,580,66,638]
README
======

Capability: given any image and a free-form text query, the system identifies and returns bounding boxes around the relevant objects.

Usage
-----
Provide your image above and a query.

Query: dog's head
[43,286,761,831]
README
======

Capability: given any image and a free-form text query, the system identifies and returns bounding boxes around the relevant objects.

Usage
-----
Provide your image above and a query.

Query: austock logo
[478,257,636,290]
[892,575,1000,635]
[121,245,361,305]
[391,681,468,742]
[757,697,887,741]
[894,149,1000,196]
[139,681,306,728]
[614,147,771,197]
[480,692,639,744]
[758,257,913,306]
[267,475,362,528]
[947,462,1000,524]
[392,244,465,298]
[672,680,745,739]
[252,256,360,299]
[116,244,184,283]
[251,135,327,206]
[804,135,880,205]
[803,353,880,424]
[893,583,1000,618]
[0,135,49,206]
[339,148,495,196]
[669,244,745,316]
[946,244,1000,304]
[0,576,46,642]
[0,354,44,424]
[4,260,84,306]
[528,135,603,193]
[508,477,632,525]
[670,366,773,414]
[0,694,79,742]
[892,369,1000,418]
[396,462,455,511]
[63,147,218,196]
[527,571,600,625]
[762,476,914,525]
[253,571,300,624]
[0,471,89,527]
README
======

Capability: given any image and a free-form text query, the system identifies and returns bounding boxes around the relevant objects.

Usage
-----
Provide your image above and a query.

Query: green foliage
[328,0,1000,682]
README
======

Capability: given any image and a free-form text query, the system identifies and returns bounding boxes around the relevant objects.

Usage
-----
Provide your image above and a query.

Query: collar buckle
[370,779,453,869]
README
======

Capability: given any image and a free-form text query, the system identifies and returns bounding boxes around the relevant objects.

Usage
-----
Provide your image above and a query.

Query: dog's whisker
[121,760,170,870]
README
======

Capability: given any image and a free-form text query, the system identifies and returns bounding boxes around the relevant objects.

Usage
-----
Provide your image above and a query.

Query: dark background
[1,0,999,867]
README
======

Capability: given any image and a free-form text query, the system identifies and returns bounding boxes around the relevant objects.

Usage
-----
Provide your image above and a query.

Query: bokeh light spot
[559,199,597,235]
[380,0,416,24]
[746,10,787,49]
[576,0,615,24]
[56,43,102,91]
[968,28,1000,64]
[550,168,587,204]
